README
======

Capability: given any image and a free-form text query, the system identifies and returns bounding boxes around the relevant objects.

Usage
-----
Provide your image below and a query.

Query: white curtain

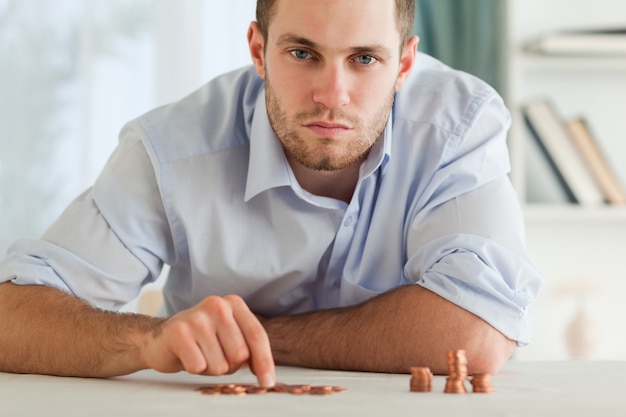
[0,0,256,254]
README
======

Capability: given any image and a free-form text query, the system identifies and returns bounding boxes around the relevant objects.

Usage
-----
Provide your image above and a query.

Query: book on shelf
[524,126,576,205]
[565,118,626,205]
[525,27,626,56]
[521,100,605,205]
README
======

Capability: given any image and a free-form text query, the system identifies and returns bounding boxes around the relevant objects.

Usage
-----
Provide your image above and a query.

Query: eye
[353,55,377,65]
[291,49,312,60]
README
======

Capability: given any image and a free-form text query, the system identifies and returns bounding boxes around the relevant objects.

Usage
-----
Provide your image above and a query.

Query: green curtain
[414,0,506,95]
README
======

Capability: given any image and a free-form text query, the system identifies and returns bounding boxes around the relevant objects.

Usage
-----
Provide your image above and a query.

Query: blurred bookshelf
[505,0,626,215]
[504,0,626,362]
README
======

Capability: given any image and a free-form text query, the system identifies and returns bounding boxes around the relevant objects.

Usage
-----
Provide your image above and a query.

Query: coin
[309,386,334,395]
[245,386,268,395]
[196,386,222,396]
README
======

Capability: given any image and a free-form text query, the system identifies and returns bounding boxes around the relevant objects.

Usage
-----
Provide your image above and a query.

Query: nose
[312,63,351,109]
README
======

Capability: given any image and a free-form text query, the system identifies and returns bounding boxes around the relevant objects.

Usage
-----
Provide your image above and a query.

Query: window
[0,0,256,254]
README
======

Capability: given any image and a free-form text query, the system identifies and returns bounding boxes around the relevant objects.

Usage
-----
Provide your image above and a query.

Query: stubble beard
[265,75,396,172]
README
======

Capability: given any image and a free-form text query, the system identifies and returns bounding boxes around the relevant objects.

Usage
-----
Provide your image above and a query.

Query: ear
[394,36,419,92]
[248,21,266,79]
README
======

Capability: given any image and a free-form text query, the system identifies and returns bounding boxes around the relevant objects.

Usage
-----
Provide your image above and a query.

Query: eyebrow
[276,33,393,59]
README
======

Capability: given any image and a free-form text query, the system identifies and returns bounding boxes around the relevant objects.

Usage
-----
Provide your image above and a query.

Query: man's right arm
[0,282,275,386]
[0,282,156,377]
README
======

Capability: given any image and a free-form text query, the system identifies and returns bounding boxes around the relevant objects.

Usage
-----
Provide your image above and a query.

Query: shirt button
[343,216,354,227]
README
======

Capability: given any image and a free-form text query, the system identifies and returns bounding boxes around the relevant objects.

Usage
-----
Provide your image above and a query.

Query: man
[0,0,541,389]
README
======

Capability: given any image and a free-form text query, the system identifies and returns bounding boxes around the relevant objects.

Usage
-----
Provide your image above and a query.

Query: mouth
[304,120,351,137]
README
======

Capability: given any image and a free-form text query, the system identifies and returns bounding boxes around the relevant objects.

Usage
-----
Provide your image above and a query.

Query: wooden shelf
[519,53,626,72]
[522,203,626,222]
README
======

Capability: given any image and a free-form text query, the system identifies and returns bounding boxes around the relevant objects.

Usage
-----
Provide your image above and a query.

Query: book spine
[565,118,626,205]
[522,100,605,205]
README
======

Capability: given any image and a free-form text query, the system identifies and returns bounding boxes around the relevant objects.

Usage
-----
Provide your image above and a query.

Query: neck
[287,155,365,204]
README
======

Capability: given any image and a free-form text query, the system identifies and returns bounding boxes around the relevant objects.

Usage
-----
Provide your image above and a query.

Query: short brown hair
[256,0,416,47]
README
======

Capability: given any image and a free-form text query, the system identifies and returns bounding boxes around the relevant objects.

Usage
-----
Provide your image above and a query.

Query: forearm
[262,285,515,375]
[0,282,162,377]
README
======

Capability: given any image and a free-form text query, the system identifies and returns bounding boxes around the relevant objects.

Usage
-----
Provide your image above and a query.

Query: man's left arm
[261,284,515,375]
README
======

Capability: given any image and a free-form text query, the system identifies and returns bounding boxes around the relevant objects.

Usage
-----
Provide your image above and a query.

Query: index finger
[230,300,275,388]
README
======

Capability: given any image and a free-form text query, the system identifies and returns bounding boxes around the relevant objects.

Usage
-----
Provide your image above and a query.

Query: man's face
[250,0,416,172]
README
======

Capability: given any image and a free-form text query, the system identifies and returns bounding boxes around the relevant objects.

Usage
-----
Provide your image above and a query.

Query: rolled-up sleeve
[405,178,541,345]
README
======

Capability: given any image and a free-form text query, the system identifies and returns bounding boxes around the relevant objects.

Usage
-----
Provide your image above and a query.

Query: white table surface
[1,361,624,417]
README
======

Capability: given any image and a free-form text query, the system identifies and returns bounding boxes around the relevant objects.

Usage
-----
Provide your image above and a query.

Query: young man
[0,0,541,388]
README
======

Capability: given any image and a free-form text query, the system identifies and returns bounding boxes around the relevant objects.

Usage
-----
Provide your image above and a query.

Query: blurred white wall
[0,0,257,254]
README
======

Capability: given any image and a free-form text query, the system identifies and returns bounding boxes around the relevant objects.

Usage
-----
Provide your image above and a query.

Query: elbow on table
[463,331,517,376]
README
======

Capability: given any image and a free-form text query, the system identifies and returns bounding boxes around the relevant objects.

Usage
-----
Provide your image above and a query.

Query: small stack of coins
[444,350,468,394]
[196,383,347,396]
[409,366,433,392]
[470,373,495,393]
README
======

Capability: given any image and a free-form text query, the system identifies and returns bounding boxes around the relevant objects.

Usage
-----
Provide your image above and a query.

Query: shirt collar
[244,89,394,202]
[361,111,393,178]
[245,90,292,202]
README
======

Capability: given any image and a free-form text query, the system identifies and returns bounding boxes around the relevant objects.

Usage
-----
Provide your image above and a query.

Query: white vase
[565,302,600,360]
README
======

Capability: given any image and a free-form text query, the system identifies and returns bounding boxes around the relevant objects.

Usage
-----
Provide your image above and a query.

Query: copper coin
[245,386,268,394]
[309,386,334,395]
[198,387,222,396]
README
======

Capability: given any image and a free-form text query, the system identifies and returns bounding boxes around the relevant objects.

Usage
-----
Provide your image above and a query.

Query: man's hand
[143,295,276,388]
[0,283,275,384]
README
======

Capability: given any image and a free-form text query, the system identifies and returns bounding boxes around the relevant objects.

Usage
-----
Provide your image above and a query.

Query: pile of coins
[470,373,495,393]
[196,382,347,396]
[444,349,469,394]
[409,366,433,392]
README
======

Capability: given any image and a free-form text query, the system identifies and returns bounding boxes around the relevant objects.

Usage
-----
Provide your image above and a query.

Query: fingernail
[260,372,275,388]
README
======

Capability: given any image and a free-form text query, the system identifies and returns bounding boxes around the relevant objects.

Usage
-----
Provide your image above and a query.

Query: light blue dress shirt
[0,53,542,345]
